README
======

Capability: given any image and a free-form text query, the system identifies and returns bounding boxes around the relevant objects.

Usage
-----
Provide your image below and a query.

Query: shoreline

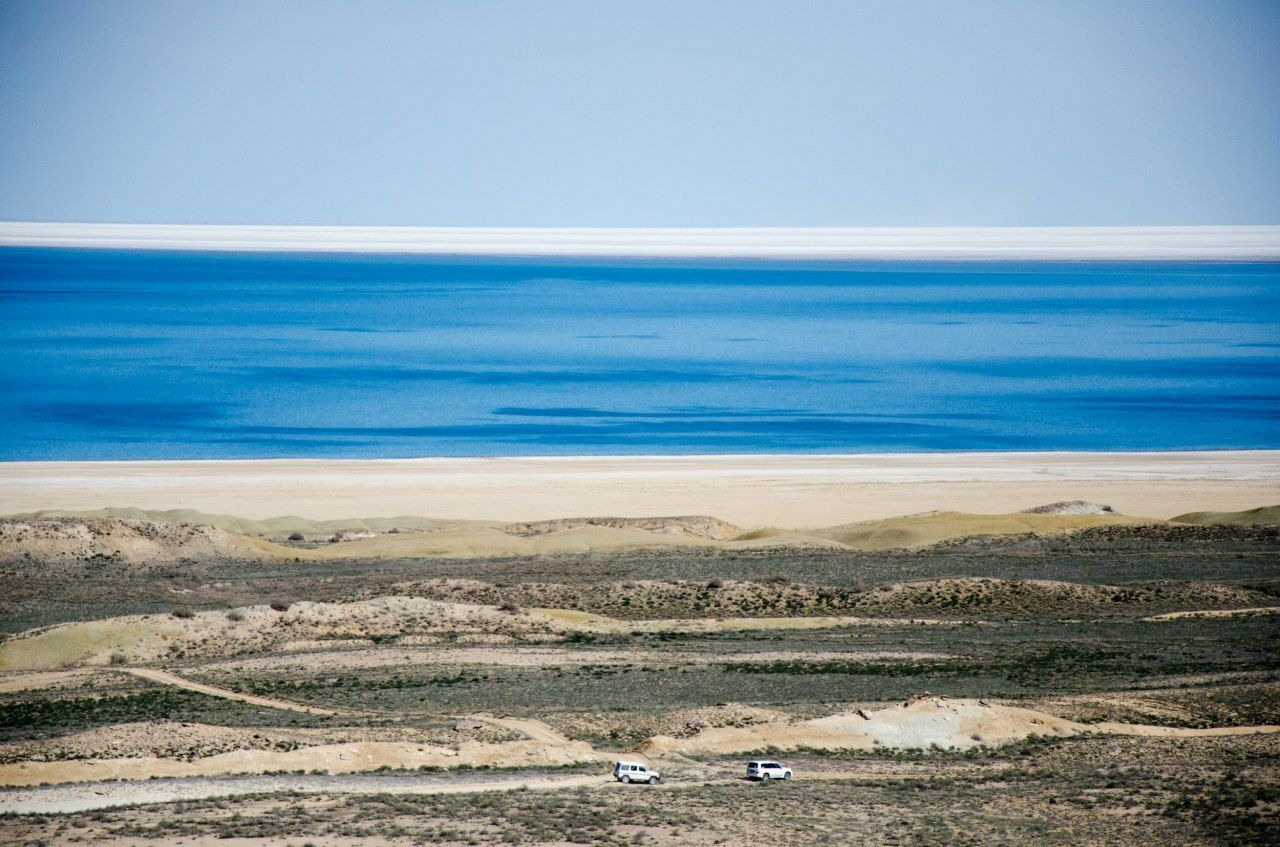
[2,450,1276,527]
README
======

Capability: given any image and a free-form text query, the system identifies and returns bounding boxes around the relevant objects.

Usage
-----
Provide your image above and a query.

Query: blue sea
[1,248,1278,460]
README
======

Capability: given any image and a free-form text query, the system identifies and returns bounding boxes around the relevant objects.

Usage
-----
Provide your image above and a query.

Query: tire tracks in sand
[121,668,574,746]
[121,667,339,716]
[0,771,611,815]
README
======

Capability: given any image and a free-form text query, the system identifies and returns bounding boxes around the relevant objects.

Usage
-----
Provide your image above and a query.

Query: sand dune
[1171,504,1280,526]
[813,508,1147,550]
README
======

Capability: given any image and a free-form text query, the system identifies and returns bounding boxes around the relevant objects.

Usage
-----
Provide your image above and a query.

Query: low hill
[0,517,289,568]
[812,508,1150,551]
[1170,504,1280,526]
[0,502,1200,564]
[639,695,1088,754]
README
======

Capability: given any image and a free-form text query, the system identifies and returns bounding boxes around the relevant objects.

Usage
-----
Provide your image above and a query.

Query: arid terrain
[1,499,1277,845]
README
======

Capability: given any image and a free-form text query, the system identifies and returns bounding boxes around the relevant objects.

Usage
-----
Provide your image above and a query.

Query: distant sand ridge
[8,492,1280,567]
[0,502,1174,566]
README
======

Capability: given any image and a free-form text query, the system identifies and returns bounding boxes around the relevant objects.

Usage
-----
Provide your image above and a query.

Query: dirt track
[124,668,571,744]
[122,667,338,715]
[1097,722,1280,737]
[469,714,573,744]
[0,770,611,815]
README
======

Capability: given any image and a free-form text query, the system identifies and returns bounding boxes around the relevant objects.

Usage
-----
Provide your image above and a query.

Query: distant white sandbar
[2,451,1276,526]
[2,223,1278,261]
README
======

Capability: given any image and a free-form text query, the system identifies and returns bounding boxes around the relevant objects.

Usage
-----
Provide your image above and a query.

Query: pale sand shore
[1,452,1276,527]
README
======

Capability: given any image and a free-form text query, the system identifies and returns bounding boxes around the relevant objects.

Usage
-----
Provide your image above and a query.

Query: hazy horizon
[3,223,1279,261]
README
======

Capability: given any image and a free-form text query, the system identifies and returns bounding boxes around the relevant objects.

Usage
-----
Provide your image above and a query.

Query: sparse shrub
[706,578,723,590]
[287,532,304,541]
[171,608,194,619]
[108,652,128,665]
[227,611,244,622]
[270,600,291,612]
[498,600,522,614]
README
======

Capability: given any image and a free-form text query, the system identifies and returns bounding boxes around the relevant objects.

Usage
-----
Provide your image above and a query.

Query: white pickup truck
[746,760,793,781]
[613,760,661,784]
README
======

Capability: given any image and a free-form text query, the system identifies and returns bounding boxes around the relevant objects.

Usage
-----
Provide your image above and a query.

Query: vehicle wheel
[649,776,658,785]
[783,772,792,780]
[761,773,771,781]
[621,775,630,783]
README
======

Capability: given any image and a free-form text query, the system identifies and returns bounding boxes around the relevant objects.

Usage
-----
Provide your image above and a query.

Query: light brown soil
[1141,606,1280,621]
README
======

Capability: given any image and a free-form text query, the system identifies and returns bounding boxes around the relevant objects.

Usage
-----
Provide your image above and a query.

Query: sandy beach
[2,451,1275,526]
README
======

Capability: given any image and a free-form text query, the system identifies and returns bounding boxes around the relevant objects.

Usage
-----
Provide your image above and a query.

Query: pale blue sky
[1,0,1277,226]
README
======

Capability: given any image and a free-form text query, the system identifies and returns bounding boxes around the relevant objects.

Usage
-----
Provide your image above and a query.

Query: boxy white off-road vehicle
[613,760,661,784]
[746,760,792,781]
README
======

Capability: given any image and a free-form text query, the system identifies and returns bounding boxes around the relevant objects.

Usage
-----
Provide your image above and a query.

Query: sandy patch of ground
[0,720,520,766]
[532,607,957,633]
[0,668,100,693]
[640,696,1280,757]
[1094,722,1280,737]
[0,735,602,787]
[640,696,1092,755]
[0,770,610,814]
[1141,606,1280,621]
[467,715,572,745]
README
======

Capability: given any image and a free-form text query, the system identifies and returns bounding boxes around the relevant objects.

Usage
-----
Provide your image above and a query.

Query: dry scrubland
[0,501,1278,845]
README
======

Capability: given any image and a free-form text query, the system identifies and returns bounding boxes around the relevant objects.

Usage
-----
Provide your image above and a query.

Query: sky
[0,1,1278,227]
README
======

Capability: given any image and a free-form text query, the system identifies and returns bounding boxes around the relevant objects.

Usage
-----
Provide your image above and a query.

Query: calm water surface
[1,248,1277,459]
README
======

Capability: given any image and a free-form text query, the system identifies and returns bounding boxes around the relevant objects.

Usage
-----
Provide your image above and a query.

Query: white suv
[613,760,661,784]
[746,760,792,781]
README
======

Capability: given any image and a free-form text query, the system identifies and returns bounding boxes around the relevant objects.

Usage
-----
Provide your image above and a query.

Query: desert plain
[0,451,1277,846]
